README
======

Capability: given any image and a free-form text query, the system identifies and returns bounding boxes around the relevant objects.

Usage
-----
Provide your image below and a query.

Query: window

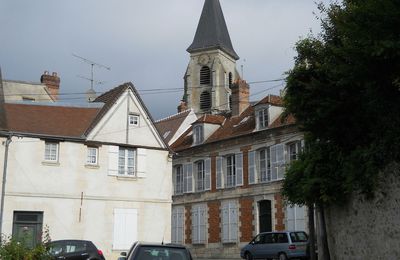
[216,153,243,189]
[286,205,306,231]
[259,148,271,182]
[288,141,302,162]
[113,208,138,250]
[171,207,185,244]
[257,107,269,129]
[44,142,59,162]
[192,204,207,244]
[193,125,204,145]
[222,201,238,243]
[128,114,139,126]
[271,144,285,180]
[118,148,136,176]
[194,159,211,192]
[200,91,211,111]
[86,147,98,165]
[174,165,184,195]
[200,66,211,85]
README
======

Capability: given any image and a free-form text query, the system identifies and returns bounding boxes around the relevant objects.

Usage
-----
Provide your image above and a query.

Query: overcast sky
[0,0,332,120]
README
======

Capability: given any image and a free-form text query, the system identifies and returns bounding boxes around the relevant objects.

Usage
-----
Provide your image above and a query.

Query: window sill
[42,161,60,166]
[85,164,100,169]
[222,241,237,245]
[115,175,137,181]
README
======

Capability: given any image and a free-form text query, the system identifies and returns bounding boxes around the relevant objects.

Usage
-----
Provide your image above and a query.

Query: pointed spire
[187,0,239,60]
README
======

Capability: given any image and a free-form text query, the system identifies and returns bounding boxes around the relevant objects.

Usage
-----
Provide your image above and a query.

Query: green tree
[282,0,400,258]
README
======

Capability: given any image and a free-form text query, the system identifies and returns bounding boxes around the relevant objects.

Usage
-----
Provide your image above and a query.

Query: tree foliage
[283,0,400,205]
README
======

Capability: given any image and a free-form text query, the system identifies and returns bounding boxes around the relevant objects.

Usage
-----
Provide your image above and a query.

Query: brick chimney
[40,71,60,100]
[231,79,250,116]
[177,100,188,113]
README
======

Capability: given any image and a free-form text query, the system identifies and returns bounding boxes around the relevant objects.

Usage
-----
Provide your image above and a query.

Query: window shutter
[183,165,188,193]
[185,163,193,193]
[205,158,211,190]
[216,157,223,189]
[108,146,119,176]
[229,203,238,241]
[192,207,199,243]
[199,205,206,243]
[177,208,184,244]
[235,153,243,186]
[276,144,285,179]
[222,204,229,242]
[171,209,177,243]
[248,151,256,184]
[270,145,278,180]
[136,148,146,178]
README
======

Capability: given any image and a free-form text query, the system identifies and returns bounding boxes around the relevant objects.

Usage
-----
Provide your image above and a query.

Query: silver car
[240,231,309,260]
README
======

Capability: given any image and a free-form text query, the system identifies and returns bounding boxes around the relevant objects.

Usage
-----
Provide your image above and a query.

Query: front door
[12,211,43,248]
[258,200,272,233]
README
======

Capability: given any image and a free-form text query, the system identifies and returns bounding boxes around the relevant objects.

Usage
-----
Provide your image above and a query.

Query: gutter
[0,134,11,239]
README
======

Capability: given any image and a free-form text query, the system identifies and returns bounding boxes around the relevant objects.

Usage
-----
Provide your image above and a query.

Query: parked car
[47,239,106,260]
[118,242,192,260]
[240,231,309,260]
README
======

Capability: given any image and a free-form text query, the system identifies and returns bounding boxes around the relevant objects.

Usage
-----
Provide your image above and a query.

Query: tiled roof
[4,103,101,138]
[255,94,284,106]
[171,95,295,152]
[195,114,225,125]
[155,110,192,144]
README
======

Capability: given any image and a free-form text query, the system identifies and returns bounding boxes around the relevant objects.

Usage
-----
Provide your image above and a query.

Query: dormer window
[256,107,269,129]
[193,125,204,145]
[200,66,211,85]
[128,114,139,127]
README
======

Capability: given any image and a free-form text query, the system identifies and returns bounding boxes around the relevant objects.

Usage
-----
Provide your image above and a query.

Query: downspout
[0,134,12,239]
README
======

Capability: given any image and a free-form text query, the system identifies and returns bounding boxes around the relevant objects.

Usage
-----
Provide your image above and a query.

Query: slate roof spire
[187,0,239,60]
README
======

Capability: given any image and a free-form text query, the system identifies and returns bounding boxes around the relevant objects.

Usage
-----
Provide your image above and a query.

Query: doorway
[258,200,272,233]
[12,211,43,248]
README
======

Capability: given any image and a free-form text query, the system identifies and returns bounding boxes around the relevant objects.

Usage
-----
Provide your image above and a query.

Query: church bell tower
[180,0,240,115]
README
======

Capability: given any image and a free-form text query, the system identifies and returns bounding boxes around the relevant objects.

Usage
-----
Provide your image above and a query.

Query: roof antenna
[72,53,111,93]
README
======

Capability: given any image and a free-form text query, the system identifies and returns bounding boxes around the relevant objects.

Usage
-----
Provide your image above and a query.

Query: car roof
[49,239,94,243]
[258,231,306,235]
[135,242,187,249]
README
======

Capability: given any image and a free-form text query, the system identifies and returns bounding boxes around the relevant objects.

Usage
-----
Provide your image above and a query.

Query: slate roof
[171,96,296,152]
[155,110,193,144]
[3,103,101,138]
[187,0,239,60]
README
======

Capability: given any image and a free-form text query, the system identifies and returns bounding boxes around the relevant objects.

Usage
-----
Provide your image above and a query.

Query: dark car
[240,231,309,260]
[118,242,192,260]
[47,239,106,260]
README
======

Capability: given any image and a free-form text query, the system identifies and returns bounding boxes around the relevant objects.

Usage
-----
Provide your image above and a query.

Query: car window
[290,232,308,242]
[264,234,273,244]
[49,243,64,255]
[252,234,264,244]
[276,233,289,243]
[136,246,190,260]
[64,241,88,253]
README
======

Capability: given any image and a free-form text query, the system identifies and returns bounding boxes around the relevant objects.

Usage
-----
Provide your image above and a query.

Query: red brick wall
[185,205,192,244]
[274,193,285,231]
[207,201,220,243]
[210,154,217,192]
[239,198,254,242]
[240,146,252,188]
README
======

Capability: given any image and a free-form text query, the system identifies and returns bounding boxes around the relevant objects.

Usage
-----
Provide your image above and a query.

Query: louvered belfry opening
[200,91,211,110]
[228,72,233,88]
[200,66,211,85]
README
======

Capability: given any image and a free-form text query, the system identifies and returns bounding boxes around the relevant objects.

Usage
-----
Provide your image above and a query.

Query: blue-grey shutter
[177,208,184,244]
[216,157,223,189]
[222,203,229,242]
[199,205,206,243]
[248,151,256,184]
[171,208,177,243]
[186,163,193,193]
[229,202,238,241]
[205,158,211,190]
[192,206,198,243]
[235,153,243,186]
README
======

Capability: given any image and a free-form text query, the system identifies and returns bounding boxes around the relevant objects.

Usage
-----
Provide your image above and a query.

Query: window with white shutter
[235,153,243,186]
[226,155,236,188]
[113,208,138,250]
[259,148,271,182]
[192,204,207,244]
[118,147,136,176]
[183,163,193,193]
[248,151,256,184]
[172,207,185,244]
[221,201,238,243]
[285,205,306,231]
[205,158,211,190]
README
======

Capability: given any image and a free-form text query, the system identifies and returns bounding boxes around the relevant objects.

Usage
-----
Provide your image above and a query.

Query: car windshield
[290,232,308,242]
[136,246,190,260]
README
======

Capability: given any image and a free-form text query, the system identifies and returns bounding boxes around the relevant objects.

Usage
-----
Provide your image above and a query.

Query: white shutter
[248,151,256,184]
[205,158,211,190]
[276,144,285,179]
[216,157,223,189]
[113,208,138,250]
[229,203,238,241]
[199,205,206,243]
[235,153,243,186]
[177,208,184,244]
[192,206,199,243]
[108,145,119,176]
[185,163,193,193]
[136,148,146,177]
[222,203,229,242]
[183,165,188,193]
[171,209,177,243]
[270,145,278,180]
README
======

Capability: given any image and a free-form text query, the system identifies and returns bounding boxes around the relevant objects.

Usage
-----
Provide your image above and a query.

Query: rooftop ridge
[155,109,192,123]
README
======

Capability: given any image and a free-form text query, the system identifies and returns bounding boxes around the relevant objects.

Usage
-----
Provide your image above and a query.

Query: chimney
[231,79,250,116]
[41,71,60,100]
[177,100,188,113]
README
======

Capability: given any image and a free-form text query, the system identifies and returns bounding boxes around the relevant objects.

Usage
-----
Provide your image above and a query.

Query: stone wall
[325,163,400,260]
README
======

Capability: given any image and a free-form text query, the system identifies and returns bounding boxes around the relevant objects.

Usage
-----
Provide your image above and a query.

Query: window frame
[195,160,205,192]
[193,125,204,145]
[86,146,99,165]
[44,141,59,162]
[174,165,184,195]
[256,106,269,130]
[118,147,136,176]
[128,114,139,127]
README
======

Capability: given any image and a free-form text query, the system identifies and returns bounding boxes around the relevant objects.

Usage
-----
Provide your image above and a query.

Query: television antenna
[72,53,111,91]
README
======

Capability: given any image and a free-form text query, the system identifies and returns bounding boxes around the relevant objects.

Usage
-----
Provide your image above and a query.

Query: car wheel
[245,252,253,260]
[279,253,288,260]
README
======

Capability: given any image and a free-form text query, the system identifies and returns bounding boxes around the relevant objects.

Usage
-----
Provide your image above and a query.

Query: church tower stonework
[181,0,240,115]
